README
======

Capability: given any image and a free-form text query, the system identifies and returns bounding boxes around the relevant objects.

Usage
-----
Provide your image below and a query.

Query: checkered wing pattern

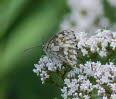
[43,30,78,65]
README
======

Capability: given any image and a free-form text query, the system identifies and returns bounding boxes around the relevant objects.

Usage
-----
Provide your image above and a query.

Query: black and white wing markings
[43,29,78,65]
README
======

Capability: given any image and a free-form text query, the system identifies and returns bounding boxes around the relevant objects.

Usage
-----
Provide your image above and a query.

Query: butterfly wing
[44,30,78,65]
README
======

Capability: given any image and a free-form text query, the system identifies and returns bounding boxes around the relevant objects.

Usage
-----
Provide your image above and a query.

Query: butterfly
[43,29,78,65]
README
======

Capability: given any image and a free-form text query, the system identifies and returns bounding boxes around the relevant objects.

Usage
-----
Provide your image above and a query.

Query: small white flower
[99,50,107,57]
[81,48,88,56]
[83,95,90,99]
[103,96,108,99]
[111,94,116,99]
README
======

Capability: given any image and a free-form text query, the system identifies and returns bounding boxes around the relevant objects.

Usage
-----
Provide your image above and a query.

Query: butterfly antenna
[24,45,43,62]
[24,45,42,52]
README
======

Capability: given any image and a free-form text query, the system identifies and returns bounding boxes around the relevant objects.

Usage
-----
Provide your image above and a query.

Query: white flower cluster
[33,29,116,99]
[61,61,116,99]
[76,29,116,57]
[60,0,110,33]
[33,56,63,83]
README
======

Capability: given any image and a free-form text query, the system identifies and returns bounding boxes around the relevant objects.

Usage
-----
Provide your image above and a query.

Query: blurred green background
[0,0,116,99]
[0,0,67,99]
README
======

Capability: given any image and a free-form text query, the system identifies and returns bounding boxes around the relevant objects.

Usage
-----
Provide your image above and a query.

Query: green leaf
[50,72,64,87]
[91,88,102,99]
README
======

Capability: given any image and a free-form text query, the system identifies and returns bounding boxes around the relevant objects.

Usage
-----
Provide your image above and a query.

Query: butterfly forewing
[43,29,78,65]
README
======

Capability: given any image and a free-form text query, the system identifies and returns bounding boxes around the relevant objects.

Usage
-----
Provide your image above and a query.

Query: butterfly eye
[42,45,45,49]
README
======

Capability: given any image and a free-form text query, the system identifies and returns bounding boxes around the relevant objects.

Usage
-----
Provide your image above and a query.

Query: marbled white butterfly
[43,29,78,65]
